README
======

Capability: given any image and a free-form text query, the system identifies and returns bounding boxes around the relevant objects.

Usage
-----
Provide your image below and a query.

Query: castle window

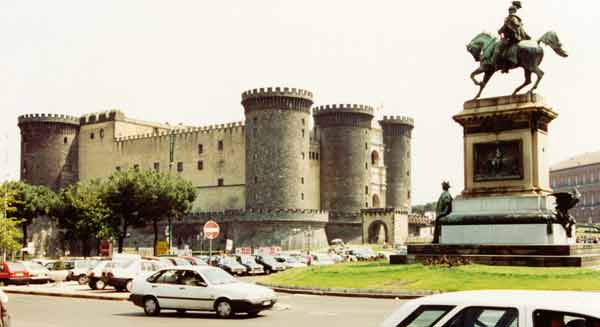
[90,132,95,139]
[365,202,369,208]
[301,152,305,160]
[408,190,411,199]
[371,151,380,166]
[153,127,159,135]
[254,176,258,183]
[372,194,380,208]
[316,153,319,160]
[133,164,140,171]
[218,140,223,151]
[365,143,368,150]
[365,163,368,170]
[302,118,305,126]
[407,170,410,176]
[177,162,183,172]
[365,186,369,194]
[198,144,203,154]
[301,177,304,184]
[197,160,203,170]
[218,178,224,186]
[63,137,68,144]
[115,166,121,171]
[153,162,160,171]
[302,129,305,138]
[99,129,104,138]
[301,193,304,200]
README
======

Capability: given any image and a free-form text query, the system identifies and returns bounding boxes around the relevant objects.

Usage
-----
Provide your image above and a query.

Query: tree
[138,171,197,255]
[412,201,437,215]
[54,180,111,257]
[4,181,58,255]
[101,170,148,253]
[0,189,25,253]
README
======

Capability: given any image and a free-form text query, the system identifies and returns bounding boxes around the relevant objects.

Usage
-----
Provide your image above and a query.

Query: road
[9,293,404,327]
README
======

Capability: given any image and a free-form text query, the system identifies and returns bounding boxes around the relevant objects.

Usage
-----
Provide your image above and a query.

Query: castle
[18,87,415,252]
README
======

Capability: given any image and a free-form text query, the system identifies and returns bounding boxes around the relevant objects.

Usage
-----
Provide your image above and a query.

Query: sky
[1,1,598,205]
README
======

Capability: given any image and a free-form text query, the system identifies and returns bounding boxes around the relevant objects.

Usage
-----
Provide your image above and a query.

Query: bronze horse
[467,31,568,99]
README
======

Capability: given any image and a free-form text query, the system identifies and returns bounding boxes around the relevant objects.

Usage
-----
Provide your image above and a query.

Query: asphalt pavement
[9,292,404,327]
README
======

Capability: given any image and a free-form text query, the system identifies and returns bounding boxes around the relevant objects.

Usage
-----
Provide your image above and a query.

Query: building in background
[550,151,600,224]
[19,87,417,254]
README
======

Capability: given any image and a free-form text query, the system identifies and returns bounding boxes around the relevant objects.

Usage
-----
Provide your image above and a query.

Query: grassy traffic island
[256,262,600,292]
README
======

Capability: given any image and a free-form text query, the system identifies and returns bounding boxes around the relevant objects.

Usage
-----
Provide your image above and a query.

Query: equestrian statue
[467,1,568,99]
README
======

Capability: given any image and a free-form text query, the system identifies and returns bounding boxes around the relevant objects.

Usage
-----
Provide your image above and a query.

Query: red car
[0,262,30,285]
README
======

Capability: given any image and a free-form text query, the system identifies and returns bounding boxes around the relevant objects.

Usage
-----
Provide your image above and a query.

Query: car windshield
[174,258,190,266]
[221,257,238,265]
[239,256,255,264]
[202,269,237,285]
[7,262,26,271]
[261,256,278,264]
[23,262,44,271]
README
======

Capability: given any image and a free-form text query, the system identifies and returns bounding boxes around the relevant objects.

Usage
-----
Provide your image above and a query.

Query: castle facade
[19,87,414,252]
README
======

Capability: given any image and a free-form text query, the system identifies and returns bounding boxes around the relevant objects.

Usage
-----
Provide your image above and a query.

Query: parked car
[235,255,264,275]
[129,266,277,318]
[20,261,51,284]
[88,260,113,290]
[254,255,286,274]
[66,259,98,285]
[217,257,247,276]
[310,253,335,266]
[103,258,163,292]
[274,255,307,269]
[181,256,207,266]
[381,290,600,327]
[347,247,377,261]
[0,261,30,285]
[158,256,192,267]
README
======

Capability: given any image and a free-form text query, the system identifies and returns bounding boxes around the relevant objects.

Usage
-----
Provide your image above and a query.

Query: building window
[365,163,368,170]
[302,129,305,138]
[583,174,587,184]
[371,151,379,166]
[63,137,68,144]
[99,129,104,138]
[133,164,140,171]
[177,162,183,172]
[365,186,369,194]
[407,170,410,176]
[198,144,203,154]
[254,176,258,183]
[408,190,411,199]
[301,152,305,160]
[218,178,224,186]
[153,162,160,171]
[115,166,121,171]
[568,177,572,185]
[197,160,203,170]
[316,153,319,160]
[301,193,304,200]
[365,202,369,208]
[90,132,95,139]
[218,140,223,151]
[302,118,305,126]
[365,143,368,150]
[301,177,304,184]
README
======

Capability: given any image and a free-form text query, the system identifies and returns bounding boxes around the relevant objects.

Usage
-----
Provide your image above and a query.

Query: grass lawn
[257,262,600,292]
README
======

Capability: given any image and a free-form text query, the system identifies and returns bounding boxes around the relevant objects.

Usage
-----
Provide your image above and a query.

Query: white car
[129,266,277,318]
[103,258,163,292]
[88,260,113,290]
[381,290,600,327]
[310,253,335,266]
[20,261,51,284]
[275,255,307,269]
[66,259,98,285]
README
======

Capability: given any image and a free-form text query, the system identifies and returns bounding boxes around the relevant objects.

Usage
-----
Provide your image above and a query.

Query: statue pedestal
[442,94,573,245]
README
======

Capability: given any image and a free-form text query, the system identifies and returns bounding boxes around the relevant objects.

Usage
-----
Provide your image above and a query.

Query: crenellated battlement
[18,113,80,126]
[188,208,329,223]
[361,208,409,216]
[313,104,374,116]
[379,115,414,126]
[241,87,313,101]
[114,121,245,142]
[80,110,125,125]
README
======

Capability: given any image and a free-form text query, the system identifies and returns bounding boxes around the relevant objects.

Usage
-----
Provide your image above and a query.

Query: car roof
[412,290,600,316]
[159,265,221,272]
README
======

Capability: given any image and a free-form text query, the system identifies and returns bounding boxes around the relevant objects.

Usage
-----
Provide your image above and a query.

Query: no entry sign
[203,220,220,240]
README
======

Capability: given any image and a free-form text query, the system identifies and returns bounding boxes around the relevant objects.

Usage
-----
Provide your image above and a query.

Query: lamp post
[167,129,176,254]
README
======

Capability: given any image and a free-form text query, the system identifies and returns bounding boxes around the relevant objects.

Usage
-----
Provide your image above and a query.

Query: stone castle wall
[380,116,414,210]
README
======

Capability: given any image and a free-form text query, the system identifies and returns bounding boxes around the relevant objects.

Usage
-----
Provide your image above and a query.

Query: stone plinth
[454,93,557,197]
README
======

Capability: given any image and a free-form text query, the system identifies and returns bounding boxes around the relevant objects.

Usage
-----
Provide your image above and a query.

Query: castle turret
[242,87,314,209]
[18,114,80,190]
[379,115,414,210]
[313,104,374,213]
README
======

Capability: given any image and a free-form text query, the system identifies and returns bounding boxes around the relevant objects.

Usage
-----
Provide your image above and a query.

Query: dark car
[235,255,264,275]
[254,255,286,274]
[216,257,247,276]
[0,262,30,285]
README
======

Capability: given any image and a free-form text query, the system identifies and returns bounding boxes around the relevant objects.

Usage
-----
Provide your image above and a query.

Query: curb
[3,289,128,302]
[256,282,435,299]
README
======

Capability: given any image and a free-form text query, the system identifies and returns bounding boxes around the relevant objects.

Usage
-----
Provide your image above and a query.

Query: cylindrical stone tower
[18,114,80,191]
[242,87,313,209]
[379,115,414,210]
[313,104,374,213]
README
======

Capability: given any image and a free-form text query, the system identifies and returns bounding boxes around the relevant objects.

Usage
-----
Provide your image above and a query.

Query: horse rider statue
[492,1,531,73]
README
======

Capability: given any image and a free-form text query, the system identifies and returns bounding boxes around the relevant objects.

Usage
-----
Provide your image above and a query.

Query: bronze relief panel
[473,140,523,182]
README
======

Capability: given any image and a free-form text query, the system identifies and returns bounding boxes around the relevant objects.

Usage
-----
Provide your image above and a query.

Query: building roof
[550,151,600,172]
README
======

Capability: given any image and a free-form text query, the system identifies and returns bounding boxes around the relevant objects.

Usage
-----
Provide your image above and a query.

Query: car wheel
[88,281,97,290]
[143,297,160,316]
[215,299,234,318]
[95,279,106,290]
[264,268,271,275]
[125,280,133,293]
[77,274,89,285]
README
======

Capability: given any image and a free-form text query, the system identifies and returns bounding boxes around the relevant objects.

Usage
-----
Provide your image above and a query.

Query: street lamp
[167,128,177,254]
